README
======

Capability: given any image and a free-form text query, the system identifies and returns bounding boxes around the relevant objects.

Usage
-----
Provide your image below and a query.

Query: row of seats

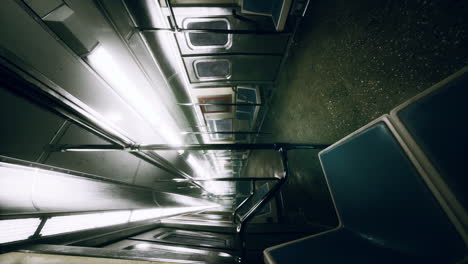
[264,66,468,263]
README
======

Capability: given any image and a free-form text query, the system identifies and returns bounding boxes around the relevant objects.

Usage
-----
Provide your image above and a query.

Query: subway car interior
[0,0,467,263]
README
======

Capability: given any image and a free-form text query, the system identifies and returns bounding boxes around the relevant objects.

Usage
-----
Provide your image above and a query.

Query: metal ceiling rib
[0,47,210,195]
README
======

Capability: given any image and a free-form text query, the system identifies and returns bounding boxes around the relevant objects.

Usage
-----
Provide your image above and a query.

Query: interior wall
[0,84,187,189]
[0,0,204,195]
[0,87,64,162]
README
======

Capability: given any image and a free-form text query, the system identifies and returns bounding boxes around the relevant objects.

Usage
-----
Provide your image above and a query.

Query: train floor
[95,208,326,263]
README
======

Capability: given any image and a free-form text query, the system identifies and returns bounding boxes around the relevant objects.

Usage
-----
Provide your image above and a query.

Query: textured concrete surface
[248,0,468,227]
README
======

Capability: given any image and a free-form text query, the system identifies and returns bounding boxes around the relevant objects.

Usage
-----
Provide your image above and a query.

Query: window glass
[208,119,233,140]
[186,19,230,48]
[195,60,231,79]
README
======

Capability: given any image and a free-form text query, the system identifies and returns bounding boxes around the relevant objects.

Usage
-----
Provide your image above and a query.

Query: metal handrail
[154,177,279,182]
[232,180,256,224]
[234,148,290,263]
[53,143,329,152]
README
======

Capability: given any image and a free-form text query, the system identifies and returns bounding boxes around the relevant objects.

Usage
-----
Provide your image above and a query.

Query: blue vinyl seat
[264,119,466,263]
[264,67,468,263]
[391,66,468,213]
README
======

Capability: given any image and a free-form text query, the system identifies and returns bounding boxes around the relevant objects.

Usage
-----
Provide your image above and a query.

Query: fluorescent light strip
[39,206,213,237]
[0,218,41,244]
[41,211,131,236]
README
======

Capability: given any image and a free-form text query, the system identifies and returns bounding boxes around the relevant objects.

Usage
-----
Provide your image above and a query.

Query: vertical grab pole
[232,180,256,224]
[235,148,290,263]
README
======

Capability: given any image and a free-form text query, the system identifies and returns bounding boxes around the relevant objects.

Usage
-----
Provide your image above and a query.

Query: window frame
[183,17,233,50]
[198,95,232,114]
[193,59,232,81]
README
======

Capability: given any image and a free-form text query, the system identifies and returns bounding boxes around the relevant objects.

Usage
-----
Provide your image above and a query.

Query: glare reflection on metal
[130,206,218,222]
[56,143,330,152]
[218,252,232,257]
[87,45,182,146]
[186,155,231,195]
[0,158,217,216]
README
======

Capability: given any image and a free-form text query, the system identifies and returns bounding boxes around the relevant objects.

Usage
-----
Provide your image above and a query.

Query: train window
[236,87,258,120]
[208,119,233,140]
[0,218,41,244]
[194,59,231,80]
[184,18,231,49]
[199,95,232,113]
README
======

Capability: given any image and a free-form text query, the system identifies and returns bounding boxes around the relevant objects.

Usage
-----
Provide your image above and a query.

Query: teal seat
[264,68,468,263]
[391,67,468,212]
[264,119,466,263]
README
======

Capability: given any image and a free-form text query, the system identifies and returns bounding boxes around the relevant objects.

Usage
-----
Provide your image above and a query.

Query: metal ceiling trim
[0,45,206,195]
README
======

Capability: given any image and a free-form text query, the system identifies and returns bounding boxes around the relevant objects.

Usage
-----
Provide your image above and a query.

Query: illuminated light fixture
[0,218,41,244]
[87,45,182,147]
[41,211,131,236]
[106,112,123,123]
[134,244,152,250]
[28,207,216,237]
[187,155,232,195]
[129,208,165,222]
[187,154,211,179]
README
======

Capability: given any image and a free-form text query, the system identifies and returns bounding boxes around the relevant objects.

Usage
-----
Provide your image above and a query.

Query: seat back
[319,117,465,258]
[390,66,468,232]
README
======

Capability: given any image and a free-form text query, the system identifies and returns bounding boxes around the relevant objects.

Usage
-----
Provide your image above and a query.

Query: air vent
[185,19,231,49]
[194,60,231,80]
